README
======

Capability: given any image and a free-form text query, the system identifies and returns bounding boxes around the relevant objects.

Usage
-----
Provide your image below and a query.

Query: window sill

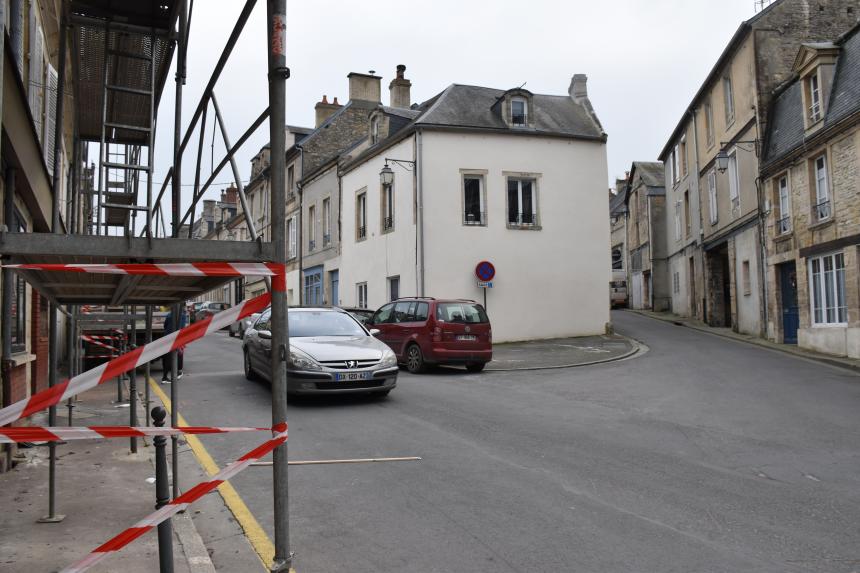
[773,232,793,244]
[8,352,36,367]
[506,224,542,231]
[381,228,394,235]
[810,322,847,328]
[462,222,487,228]
[808,218,834,232]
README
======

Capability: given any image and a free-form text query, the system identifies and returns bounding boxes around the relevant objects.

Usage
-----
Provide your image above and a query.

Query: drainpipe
[296,144,304,306]
[416,129,425,296]
[690,107,705,320]
[2,167,15,471]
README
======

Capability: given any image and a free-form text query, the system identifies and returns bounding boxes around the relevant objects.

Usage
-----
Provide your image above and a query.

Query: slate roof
[763,23,860,168]
[631,162,665,189]
[414,84,605,140]
[609,190,627,216]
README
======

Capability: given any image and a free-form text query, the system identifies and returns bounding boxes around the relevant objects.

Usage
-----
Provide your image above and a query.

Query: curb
[627,309,860,374]
[485,336,643,372]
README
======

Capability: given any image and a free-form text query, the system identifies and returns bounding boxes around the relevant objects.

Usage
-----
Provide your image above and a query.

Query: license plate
[335,372,372,381]
[456,335,477,341]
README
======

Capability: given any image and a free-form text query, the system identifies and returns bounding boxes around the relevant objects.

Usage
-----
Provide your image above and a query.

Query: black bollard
[151,406,174,573]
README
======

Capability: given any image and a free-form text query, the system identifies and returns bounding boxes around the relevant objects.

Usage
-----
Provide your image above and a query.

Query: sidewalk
[628,308,860,373]
[487,332,639,371]
[0,378,217,573]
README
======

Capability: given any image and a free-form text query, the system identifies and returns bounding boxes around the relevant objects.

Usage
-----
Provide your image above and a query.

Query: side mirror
[259,330,272,340]
[369,328,381,336]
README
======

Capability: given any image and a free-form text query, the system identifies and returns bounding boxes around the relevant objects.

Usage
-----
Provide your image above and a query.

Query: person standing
[161,306,188,383]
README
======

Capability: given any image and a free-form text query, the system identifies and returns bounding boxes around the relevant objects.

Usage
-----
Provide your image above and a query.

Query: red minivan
[368,298,492,373]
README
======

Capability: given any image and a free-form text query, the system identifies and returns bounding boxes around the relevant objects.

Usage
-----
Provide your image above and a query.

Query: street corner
[486,332,641,371]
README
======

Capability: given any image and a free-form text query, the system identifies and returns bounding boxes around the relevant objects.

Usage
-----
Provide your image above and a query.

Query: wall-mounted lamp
[716,140,758,174]
[379,157,416,187]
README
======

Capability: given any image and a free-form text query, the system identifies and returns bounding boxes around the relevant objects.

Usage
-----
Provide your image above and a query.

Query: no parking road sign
[475,260,495,288]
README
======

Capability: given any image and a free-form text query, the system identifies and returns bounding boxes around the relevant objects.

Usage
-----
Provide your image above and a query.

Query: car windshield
[435,302,489,324]
[288,311,367,337]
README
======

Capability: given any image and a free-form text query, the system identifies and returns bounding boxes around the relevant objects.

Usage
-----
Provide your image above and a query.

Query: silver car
[242,307,398,396]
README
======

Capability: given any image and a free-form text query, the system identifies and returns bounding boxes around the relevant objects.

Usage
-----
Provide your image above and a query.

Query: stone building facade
[625,162,668,310]
[658,0,858,336]
[760,22,860,357]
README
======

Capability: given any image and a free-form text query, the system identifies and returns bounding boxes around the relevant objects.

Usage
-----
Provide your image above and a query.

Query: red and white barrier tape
[5,262,285,277]
[82,334,124,341]
[0,291,271,427]
[60,423,288,573]
[0,425,271,443]
[81,335,119,354]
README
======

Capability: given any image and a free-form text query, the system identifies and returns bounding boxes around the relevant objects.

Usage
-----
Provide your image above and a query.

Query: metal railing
[777,215,791,235]
[464,212,486,225]
[508,212,538,226]
[382,216,393,231]
[809,102,822,123]
[357,225,366,239]
[814,199,831,221]
[322,233,330,246]
[308,239,315,251]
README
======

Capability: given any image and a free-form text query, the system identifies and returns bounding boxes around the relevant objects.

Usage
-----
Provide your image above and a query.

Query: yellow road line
[148,378,274,571]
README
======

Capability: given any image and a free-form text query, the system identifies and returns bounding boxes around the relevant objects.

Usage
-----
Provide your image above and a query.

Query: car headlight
[380,349,397,367]
[288,348,322,371]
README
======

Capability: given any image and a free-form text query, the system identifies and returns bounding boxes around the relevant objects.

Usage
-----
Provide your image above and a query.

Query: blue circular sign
[475,261,495,282]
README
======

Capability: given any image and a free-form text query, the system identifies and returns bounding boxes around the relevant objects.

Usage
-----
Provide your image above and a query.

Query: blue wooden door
[303,266,324,306]
[780,262,798,344]
[329,270,339,306]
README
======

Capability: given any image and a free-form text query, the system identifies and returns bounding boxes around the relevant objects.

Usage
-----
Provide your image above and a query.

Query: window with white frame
[463,174,485,225]
[673,271,680,294]
[287,216,297,259]
[356,191,367,240]
[723,75,735,124]
[728,150,739,210]
[357,282,368,309]
[322,197,331,245]
[511,98,527,126]
[777,175,791,234]
[287,165,295,195]
[507,177,538,226]
[671,145,680,184]
[680,137,688,177]
[705,100,714,147]
[708,169,718,224]
[308,204,316,250]
[813,154,830,221]
[381,184,394,232]
[673,200,681,240]
[809,73,822,123]
[809,252,846,325]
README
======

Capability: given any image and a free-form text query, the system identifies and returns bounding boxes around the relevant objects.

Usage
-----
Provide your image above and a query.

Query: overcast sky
[146,0,769,223]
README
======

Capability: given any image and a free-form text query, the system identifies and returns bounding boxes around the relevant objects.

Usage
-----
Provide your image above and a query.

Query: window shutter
[44,62,58,178]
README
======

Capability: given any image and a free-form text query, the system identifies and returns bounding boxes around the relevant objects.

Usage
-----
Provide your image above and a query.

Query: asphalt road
[172,311,860,573]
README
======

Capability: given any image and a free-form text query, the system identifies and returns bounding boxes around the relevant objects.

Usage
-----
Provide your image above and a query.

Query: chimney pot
[569,74,588,101]
[321,94,329,104]
[396,64,406,79]
[333,97,339,105]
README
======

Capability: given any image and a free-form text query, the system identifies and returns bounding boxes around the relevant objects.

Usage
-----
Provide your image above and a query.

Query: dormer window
[370,116,380,145]
[511,98,527,126]
[793,42,839,130]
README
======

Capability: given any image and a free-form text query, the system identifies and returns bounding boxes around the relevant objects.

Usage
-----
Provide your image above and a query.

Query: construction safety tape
[0,425,272,443]
[0,291,272,427]
[59,424,288,573]
[4,261,285,277]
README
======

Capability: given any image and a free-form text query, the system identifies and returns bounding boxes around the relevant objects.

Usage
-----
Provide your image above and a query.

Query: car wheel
[229,330,235,338]
[466,362,486,373]
[243,349,256,380]
[405,344,425,374]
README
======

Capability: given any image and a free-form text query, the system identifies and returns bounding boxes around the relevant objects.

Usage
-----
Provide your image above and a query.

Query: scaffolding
[0,0,292,569]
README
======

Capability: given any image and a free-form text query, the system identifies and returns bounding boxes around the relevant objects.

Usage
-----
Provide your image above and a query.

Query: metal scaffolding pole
[171,0,188,501]
[2,167,15,472]
[129,304,138,453]
[267,0,291,569]
[144,305,152,426]
[187,103,208,238]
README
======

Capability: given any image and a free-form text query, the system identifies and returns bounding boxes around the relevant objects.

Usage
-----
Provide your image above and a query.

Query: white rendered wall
[339,137,418,309]
[420,131,609,341]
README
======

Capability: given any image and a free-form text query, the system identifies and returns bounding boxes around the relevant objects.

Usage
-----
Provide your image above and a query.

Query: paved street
[174,311,860,573]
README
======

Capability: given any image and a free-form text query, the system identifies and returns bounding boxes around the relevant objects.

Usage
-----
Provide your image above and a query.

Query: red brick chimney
[315,94,342,127]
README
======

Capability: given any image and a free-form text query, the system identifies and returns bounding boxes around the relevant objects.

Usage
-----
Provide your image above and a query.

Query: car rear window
[435,302,488,324]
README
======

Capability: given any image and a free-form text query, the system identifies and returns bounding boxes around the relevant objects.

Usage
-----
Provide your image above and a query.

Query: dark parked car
[367,297,492,373]
[195,301,229,323]
[340,307,375,326]
[242,307,398,396]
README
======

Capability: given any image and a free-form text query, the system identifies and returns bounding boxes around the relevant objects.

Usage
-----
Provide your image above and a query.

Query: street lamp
[379,163,395,187]
[716,149,730,173]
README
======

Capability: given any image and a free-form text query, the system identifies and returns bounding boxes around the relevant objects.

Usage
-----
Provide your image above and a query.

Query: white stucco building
[337,76,610,342]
